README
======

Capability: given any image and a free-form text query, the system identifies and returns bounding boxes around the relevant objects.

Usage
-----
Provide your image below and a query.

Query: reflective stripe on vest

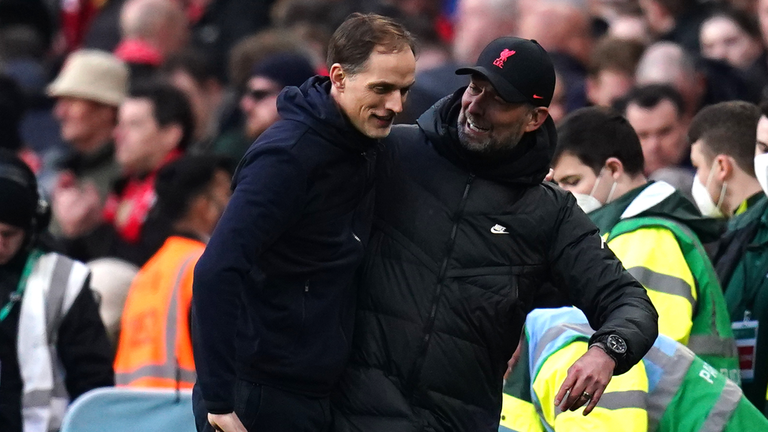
[18,252,89,432]
[644,343,695,431]
[115,253,197,387]
[699,379,742,432]
[627,266,695,310]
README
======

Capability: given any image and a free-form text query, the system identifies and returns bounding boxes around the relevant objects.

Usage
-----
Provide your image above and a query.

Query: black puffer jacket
[331,90,658,432]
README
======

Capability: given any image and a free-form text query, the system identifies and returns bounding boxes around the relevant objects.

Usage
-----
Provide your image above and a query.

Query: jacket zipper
[406,173,475,396]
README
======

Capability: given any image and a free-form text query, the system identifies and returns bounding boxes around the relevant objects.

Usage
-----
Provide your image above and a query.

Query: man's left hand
[554,346,615,415]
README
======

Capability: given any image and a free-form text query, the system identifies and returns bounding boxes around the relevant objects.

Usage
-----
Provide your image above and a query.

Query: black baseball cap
[456,37,556,107]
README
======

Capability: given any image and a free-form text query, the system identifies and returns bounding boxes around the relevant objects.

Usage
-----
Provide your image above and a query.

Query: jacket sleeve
[57,275,115,400]
[192,144,307,414]
[547,193,658,374]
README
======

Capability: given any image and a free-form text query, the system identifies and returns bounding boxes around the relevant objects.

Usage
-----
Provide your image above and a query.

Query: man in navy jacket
[190,13,417,432]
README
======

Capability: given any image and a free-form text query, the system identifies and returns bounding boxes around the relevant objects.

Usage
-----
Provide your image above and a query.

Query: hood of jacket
[590,181,723,243]
[416,87,558,185]
[277,76,379,153]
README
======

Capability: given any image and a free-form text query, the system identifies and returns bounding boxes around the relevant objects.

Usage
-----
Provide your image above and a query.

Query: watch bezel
[606,334,627,354]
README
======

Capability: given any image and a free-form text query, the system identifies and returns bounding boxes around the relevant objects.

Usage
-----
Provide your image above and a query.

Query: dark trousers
[193,379,331,432]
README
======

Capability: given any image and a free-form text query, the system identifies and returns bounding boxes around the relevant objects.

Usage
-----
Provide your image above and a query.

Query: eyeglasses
[244,88,279,101]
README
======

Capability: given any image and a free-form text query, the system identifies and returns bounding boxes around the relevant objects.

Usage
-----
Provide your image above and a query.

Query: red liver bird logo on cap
[493,49,516,68]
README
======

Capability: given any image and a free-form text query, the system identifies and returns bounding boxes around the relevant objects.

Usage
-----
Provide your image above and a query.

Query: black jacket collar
[416,88,557,186]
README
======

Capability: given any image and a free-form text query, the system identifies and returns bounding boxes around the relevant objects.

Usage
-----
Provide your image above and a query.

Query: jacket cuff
[205,400,235,415]
[588,333,632,375]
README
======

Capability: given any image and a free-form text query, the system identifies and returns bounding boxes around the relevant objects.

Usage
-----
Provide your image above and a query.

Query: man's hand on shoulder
[554,346,615,415]
[208,412,248,432]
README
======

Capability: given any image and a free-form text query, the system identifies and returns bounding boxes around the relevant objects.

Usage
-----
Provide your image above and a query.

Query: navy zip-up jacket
[192,76,379,414]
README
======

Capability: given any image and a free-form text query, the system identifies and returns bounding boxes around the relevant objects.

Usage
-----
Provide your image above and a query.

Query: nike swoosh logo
[491,224,509,234]
[533,95,543,99]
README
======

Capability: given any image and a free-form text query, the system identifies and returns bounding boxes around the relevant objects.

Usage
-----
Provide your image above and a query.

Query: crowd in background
[4,0,768,430]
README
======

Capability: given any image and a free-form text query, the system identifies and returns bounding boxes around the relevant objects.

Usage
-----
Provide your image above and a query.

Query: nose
[53,99,67,120]
[384,91,404,114]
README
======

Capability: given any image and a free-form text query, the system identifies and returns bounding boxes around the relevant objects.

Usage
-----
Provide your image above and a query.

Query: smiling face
[331,46,416,139]
[457,75,545,155]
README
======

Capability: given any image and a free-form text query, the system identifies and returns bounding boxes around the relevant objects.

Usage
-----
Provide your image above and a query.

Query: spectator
[620,84,694,196]
[57,81,194,267]
[115,0,189,84]
[214,52,316,161]
[500,307,768,432]
[635,41,755,117]
[586,37,645,108]
[331,37,658,432]
[162,49,227,154]
[0,75,39,171]
[191,14,416,432]
[396,0,518,124]
[47,50,128,232]
[518,2,593,112]
[114,155,233,389]
[688,101,763,219]
[0,150,113,432]
[551,106,738,380]
[700,8,764,70]
[638,0,712,52]
[709,99,768,413]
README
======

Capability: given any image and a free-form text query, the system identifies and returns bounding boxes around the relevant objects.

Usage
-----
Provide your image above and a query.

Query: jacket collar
[416,87,557,185]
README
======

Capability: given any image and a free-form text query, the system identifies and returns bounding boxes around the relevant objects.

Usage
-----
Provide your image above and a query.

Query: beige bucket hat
[47,49,129,107]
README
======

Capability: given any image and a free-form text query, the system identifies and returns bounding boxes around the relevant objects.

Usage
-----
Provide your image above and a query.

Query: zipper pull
[305,281,310,293]
[744,310,752,322]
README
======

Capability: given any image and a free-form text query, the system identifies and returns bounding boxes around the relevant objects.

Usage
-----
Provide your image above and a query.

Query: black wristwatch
[589,334,627,373]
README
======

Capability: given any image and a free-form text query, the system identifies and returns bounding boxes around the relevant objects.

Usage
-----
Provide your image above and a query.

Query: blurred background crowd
[3,0,768,429]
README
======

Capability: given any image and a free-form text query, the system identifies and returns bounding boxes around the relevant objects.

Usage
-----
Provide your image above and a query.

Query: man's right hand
[208,412,247,432]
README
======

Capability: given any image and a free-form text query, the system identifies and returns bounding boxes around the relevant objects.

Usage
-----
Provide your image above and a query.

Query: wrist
[588,343,617,368]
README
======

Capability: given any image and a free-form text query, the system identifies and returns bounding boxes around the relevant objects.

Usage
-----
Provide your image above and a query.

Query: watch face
[607,335,627,354]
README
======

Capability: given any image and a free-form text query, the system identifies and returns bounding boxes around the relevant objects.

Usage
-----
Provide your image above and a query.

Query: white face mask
[691,167,726,218]
[573,169,617,214]
[755,153,768,197]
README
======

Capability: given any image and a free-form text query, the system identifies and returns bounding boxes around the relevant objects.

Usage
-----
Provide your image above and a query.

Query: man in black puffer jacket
[191,14,417,432]
[332,37,658,432]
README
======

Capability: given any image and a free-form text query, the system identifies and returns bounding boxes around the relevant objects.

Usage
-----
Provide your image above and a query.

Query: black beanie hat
[0,150,37,228]
[250,52,316,89]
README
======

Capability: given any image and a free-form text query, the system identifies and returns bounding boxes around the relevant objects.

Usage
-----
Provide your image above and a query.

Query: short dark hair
[162,49,219,86]
[588,37,645,77]
[154,155,234,222]
[688,101,760,175]
[554,106,645,176]
[326,13,416,75]
[129,81,195,151]
[703,7,761,40]
[617,84,685,119]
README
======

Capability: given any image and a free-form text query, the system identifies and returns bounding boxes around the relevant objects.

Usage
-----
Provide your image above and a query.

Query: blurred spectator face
[638,0,672,36]
[760,0,768,46]
[757,115,768,156]
[332,48,417,139]
[625,99,688,174]
[587,70,634,107]
[453,0,517,65]
[610,15,652,43]
[0,222,25,265]
[239,76,282,140]
[700,15,763,69]
[54,97,116,151]
[114,98,179,174]
[548,77,568,124]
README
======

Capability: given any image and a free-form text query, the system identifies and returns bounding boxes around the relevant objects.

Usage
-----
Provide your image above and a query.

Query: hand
[504,338,524,380]
[554,346,615,415]
[208,412,247,432]
[53,174,103,237]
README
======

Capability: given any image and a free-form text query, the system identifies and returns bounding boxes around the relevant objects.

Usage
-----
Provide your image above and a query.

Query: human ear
[524,107,550,132]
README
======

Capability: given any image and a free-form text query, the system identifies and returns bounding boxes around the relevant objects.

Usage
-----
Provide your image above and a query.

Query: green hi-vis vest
[607,217,739,382]
[508,307,768,432]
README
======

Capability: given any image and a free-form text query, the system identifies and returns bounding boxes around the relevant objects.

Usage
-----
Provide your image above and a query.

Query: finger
[554,374,576,406]
[582,386,605,416]
[561,380,588,412]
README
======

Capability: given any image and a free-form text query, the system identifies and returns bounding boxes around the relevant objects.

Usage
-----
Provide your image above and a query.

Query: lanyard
[0,249,43,322]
